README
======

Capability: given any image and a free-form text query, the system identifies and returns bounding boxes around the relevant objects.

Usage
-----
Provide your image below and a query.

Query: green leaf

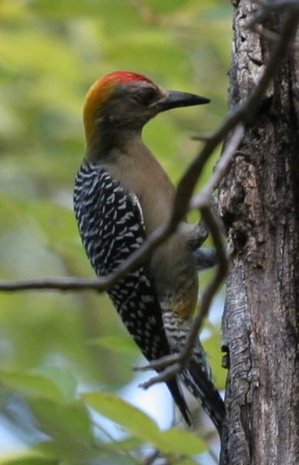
[0,457,58,465]
[29,398,93,443]
[143,0,188,14]
[82,392,160,443]
[33,366,77,401]
[0,371,63,402]
[102,436,142,452]
[89,336,138,355]
[158,428,207,455]
[83,392,206,456]
[28,398,97,463]
[171,459,199,465]
[202,325,226,389]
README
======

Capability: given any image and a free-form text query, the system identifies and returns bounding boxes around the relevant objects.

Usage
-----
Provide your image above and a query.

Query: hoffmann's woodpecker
[73,71,225,434]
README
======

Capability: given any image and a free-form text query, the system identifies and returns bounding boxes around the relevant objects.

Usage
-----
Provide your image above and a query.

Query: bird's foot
[134,353,186,389]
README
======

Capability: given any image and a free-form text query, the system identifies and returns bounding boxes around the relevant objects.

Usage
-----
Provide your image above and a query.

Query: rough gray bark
[219,2,299,464]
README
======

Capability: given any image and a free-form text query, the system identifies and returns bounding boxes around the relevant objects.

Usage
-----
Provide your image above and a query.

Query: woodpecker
[74,71,225,434]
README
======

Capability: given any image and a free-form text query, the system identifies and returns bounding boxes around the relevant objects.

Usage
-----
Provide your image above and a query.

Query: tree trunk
[219,2,299,464]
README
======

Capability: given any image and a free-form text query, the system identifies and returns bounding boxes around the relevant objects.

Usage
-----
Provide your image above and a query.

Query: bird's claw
[134,353,186,389]
[138,362,182,389]
[134,353,181,372]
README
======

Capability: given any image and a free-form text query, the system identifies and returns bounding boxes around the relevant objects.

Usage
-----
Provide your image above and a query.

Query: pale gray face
[97,81,165,131]
[95,81,209,132]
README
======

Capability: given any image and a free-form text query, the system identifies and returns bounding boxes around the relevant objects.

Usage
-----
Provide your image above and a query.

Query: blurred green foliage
[0,0,232,463]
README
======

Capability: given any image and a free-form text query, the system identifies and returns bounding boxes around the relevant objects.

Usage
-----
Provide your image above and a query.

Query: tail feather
[181,359,225,435]
[161,310,224,433]
[166,378,192,426]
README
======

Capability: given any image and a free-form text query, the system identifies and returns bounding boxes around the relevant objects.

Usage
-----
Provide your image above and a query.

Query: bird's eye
[140,87,157,106]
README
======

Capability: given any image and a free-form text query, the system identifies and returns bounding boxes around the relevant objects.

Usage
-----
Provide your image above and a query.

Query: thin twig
[137,206,227,387]
[190,124,244,210]
[190,206,228,336]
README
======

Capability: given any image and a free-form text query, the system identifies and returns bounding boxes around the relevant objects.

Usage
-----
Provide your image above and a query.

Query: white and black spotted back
[73,161,172,362]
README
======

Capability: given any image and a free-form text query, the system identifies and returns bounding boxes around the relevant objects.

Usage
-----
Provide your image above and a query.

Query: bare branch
[137,205,227,388]
[190,124,244,210]
[194,206,228,330]
[125,5,299,389]
[0,277,111,292]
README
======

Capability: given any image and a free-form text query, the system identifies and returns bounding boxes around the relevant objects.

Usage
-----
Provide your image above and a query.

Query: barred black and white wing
[73,161,191,425]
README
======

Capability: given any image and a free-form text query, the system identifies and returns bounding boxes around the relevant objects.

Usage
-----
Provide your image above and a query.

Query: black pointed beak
[157,90,210,113]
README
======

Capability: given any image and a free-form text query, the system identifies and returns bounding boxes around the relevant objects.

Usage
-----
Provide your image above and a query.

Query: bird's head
[83,71,209,148]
